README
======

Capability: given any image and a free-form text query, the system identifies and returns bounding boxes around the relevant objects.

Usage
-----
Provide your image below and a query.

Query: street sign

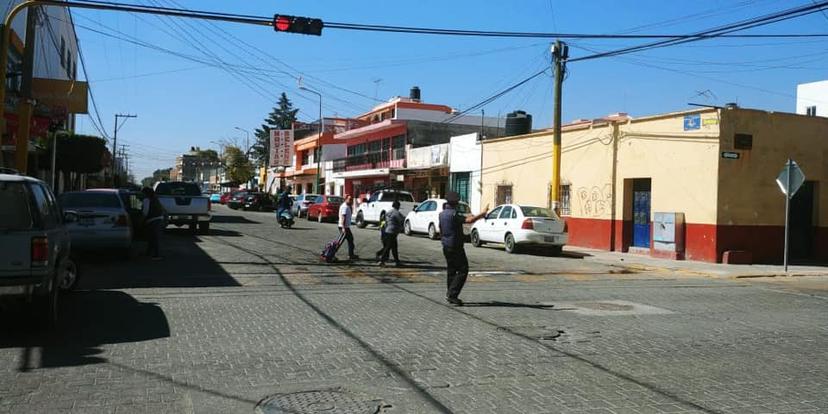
[683,114,700,130]
[270,129,294,168]
[721,151,740,160]
[776,159,805,197]
[777,159,805,272]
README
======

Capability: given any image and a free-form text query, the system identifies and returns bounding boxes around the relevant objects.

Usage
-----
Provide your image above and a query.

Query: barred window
[560,185,571,216]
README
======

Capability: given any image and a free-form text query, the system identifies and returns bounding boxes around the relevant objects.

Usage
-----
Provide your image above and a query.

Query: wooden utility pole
[550,40,568,214]
[112,113,136,186]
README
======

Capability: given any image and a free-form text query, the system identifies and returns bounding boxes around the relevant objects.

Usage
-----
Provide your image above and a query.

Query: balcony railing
[333,149,406,173]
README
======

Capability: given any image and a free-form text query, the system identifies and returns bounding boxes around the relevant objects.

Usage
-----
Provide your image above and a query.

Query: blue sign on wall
[683,114,701,130]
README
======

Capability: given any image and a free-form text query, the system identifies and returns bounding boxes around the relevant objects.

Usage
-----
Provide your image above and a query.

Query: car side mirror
[63,211,79,223]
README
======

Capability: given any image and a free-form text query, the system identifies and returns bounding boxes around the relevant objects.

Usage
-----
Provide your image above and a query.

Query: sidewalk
[569,247,828,279]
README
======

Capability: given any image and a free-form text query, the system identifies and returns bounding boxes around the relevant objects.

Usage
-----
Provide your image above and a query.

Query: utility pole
[300,85,323,194]
[112,113,136,187]
[119,144,128,184]
[14,6,38,174]
[550,40,568,214]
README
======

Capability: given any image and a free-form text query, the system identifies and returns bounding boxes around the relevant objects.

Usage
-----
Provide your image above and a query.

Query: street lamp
[234,126,253,189]
[299,85,323,194]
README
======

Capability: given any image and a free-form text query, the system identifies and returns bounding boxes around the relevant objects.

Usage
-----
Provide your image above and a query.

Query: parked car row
[292,188,570,255]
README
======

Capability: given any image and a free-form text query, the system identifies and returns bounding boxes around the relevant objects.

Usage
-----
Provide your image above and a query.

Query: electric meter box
[652,212,685,260]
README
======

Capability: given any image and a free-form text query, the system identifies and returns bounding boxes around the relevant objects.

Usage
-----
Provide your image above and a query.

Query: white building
[796,80,828,117]
[449,132,483,214]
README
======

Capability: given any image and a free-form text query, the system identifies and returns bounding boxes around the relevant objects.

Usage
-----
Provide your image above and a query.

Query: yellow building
[481,107,828,264]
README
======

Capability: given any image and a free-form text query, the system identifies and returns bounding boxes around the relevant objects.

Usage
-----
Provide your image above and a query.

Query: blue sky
[69,0,828,179]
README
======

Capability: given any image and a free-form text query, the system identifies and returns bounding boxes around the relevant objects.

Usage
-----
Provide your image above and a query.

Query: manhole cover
[576,302,634,311]
[256,388,390,414]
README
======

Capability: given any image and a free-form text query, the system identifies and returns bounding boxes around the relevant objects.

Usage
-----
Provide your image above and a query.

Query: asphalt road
[1,205,827,413]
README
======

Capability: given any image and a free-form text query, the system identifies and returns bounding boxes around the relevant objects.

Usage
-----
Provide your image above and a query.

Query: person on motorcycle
[276,186,293,219]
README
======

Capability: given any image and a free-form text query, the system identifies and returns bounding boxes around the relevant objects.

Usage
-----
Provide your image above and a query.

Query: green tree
[141,168,172,187]
[252,92,299,166]
[223,145,253,185]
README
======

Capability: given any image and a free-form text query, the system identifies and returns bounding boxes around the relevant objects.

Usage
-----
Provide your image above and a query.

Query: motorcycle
[278,209,295,229]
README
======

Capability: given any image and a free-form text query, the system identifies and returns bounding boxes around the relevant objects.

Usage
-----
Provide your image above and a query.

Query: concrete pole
[784,159,792,272]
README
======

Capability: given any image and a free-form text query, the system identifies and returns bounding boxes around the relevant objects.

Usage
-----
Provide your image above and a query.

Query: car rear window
[0,182,33,230]
[327,196,344,204]
[155,182,201,196]
[380,192,414,202]
[59,192,122,209]
[520,206,557,218]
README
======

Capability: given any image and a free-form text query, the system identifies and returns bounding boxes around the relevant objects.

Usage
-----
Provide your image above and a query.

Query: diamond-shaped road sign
[776,159,805,198]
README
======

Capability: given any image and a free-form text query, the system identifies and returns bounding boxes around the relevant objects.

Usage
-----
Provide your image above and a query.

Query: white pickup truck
[354,190,418,228]
[153,181,211,234]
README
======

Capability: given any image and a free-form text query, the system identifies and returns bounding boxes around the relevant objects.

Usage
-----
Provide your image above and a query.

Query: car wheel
[189,222,198,234]
[198,222,210,235]
[428,223,438,240]
[404,220,412,236]
[58,257,79,291]
[549,245,563,256]
[471,229,483,247]
[504,233,518,254]
[356,212,367,228]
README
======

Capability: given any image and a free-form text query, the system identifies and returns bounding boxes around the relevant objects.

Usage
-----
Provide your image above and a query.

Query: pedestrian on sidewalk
[439,192,487,306]
[378,200,404,267]
[141,186,166,261]
[339,195,358,261]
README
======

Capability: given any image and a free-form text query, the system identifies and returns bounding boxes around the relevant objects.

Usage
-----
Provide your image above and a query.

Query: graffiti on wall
[577,184,612,217]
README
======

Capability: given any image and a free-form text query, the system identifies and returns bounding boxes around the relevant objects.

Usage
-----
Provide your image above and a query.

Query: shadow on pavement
[461,301,559,310]
[210,214,261,224]
[0,291,170,371]
[75,227,243,289]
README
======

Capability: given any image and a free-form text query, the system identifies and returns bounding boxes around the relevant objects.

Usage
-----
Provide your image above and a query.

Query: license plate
[79,217,94,226]
[544,236,557,243]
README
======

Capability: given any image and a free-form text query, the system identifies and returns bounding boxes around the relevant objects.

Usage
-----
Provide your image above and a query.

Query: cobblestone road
[2,206,827,413]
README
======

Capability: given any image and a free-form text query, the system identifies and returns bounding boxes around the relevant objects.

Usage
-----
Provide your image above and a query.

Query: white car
[354,190,418,228]
[404,198,471,240]
[470,204,568,254]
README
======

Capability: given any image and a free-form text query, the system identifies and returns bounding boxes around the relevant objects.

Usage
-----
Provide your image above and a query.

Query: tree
[141,168,171,187]
[223,145,254,185]
[252,92,299,166]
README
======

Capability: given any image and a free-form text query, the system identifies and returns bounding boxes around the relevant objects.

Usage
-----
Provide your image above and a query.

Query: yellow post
[550,40,567,213]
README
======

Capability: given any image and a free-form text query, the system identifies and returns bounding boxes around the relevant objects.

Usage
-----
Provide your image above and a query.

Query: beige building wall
[718,108,828,226]
[481,131,553,209]
[616,109,721,226]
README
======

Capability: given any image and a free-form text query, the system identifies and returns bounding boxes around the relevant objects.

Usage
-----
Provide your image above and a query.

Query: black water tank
[504,110,532,136]
[410,86,421,102]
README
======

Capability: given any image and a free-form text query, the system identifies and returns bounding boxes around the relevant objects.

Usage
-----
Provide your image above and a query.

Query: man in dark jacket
[141,187,166,260]
[439,192,487,306]
[378,200,405,267]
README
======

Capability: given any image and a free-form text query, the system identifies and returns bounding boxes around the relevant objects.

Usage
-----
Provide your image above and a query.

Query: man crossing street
[439,192,487,306]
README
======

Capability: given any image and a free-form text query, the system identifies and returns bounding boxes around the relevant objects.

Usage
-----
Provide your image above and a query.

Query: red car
[306,195,345,222]
[219,191,234,204]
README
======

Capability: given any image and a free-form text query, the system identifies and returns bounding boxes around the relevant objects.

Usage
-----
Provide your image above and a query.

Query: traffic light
[273,14,323,36]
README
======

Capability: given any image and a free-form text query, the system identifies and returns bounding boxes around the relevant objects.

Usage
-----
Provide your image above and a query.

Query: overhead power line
[55,0,828,40]
[570,0,828,62]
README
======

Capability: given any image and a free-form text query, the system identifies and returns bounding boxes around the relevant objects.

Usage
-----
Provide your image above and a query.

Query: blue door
[632,179,651,248]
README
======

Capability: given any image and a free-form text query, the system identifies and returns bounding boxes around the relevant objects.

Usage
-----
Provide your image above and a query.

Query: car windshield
[0,182,33,230]
[327,196,344,204]
[155,182,201,196]
[520,206,557,218]
[59,192,122,209]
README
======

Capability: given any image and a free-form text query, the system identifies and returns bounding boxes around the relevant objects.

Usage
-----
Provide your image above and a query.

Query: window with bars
[560,185,571,216]
[806,106,817,117]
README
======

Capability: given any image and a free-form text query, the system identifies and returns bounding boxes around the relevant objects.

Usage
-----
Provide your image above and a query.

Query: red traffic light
[272,14,323,36]
[275,15,291,31]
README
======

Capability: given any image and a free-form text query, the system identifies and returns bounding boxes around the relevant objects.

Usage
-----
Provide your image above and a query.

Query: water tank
[410,86,421,102]
[504,110,532,136]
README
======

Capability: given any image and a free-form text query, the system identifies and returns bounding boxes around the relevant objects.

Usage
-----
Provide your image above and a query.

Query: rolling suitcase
[320,231,346,263]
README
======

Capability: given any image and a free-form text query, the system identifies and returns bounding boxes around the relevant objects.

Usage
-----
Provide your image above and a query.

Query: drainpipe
[609,122,620,251]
